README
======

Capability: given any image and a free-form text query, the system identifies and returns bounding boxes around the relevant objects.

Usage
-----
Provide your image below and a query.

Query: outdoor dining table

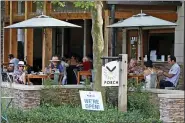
[127,74,144,84]
[26,74,49,85]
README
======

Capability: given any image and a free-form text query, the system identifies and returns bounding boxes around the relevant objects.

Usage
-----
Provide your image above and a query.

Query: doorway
[149,33,174,59]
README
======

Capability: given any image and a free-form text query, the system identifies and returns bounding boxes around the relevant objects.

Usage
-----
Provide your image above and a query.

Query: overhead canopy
[4,15,81,29]
[107,13,177,28]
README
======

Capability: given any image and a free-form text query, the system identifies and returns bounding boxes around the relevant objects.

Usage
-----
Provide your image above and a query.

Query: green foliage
[7,104,161,123]
[7,78,161,123]
[33,1,44,10]
[73,1,94,10]
[51,1,94,10]
[128,92,160,118]
[51,0,65,7]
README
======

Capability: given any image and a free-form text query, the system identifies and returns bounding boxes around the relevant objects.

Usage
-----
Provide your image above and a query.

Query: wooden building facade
[3,1,183,70]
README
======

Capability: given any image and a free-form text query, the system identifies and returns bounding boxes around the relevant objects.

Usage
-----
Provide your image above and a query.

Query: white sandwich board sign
[79,90,104,111]
[102,61,120,86]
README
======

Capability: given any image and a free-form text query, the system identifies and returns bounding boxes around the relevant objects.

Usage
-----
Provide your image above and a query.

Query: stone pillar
[122,29,126,54]
[158,94,184,123]
[175,3,184,63]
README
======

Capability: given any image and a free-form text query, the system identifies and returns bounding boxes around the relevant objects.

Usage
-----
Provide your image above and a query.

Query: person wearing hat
[14,61,26,84]
[47,55,64,83]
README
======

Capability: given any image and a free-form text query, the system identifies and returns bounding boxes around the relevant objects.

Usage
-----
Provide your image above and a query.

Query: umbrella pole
[61,28,64,57]
[139,27,144,66]
[42,28,46,72]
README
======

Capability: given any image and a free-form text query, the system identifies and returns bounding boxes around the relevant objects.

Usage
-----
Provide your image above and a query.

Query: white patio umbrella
[4,14,81,71]
[107,12,177,63]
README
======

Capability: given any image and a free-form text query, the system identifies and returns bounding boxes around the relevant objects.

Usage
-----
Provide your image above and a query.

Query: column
[9,1,18,57]
[175,3,184,63]
[25,1,33,66]
[122,29,126,54]
[4,1,10,62]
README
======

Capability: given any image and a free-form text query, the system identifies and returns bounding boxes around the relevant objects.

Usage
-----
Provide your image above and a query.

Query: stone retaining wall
[158,94,184,123]
[2,83,184,122]
[1,83,89,110]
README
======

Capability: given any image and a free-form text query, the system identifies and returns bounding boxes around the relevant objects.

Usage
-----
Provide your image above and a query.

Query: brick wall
[158,94,184,123]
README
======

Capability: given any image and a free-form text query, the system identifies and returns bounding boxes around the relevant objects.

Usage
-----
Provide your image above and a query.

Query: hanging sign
[102,61,120,86]
[79,91,104,111]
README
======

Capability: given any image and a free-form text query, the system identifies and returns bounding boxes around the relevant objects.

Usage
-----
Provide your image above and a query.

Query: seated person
[14,61,26,84]
[143,60,157,88]
[61,57,69,85]
[128,58,137,73]
[48,55,64,83]
[7,54,19,72]
[158,56,180,89]
[77,56,92,71]
[68,55,78,66]
[128,58,144,74]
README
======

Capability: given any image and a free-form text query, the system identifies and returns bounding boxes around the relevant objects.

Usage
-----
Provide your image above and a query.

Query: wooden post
[9,1,17,57]
[3,24,10,63]
[4,2,10,62]
[5,1,9,17]
[25,1,33,66]
[118,54,127,112]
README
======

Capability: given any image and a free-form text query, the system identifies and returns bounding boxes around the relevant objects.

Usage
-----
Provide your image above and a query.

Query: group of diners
[128,55,180,89]
[3,54,93,85]
[3,53,181,89]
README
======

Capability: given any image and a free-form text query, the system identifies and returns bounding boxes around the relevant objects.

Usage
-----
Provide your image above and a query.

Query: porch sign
[79,91,104,111]
[102,61,120,86]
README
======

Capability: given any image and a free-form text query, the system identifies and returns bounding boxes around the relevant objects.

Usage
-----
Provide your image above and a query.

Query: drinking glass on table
[44,67,50,74]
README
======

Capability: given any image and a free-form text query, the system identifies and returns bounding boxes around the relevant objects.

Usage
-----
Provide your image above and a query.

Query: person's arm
[143,70,150,77]
[162,67,179,78]
[64,62,69,67]
[162,71,175,78]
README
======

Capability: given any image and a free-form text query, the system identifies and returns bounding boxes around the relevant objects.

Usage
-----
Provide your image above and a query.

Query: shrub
[7,105,161,123]
[6,79,161,123]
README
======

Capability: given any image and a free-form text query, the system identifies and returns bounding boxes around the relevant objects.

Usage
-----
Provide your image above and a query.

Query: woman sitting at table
[77,56,92,71]
[143,60,157,88]
[14,61,27,84]
[47,55,64,83]
[67,55,78,66]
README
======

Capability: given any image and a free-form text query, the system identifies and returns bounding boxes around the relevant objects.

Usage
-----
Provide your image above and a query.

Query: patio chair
[1,70,14,123]
[144,73,157,88]
[1,97,14,123]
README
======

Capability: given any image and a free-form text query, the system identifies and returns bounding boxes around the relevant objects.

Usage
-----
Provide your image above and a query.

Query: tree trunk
[91,1,105,101]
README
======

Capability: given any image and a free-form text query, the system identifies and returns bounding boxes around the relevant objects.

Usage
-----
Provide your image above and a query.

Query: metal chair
[1,72,14,123]
[1,97,14,123]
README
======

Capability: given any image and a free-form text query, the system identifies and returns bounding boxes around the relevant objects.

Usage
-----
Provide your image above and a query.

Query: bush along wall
[6,79,161,123]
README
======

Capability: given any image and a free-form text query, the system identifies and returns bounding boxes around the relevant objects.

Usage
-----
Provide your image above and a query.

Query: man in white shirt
[159,56,180,89]
[7,54,19,72]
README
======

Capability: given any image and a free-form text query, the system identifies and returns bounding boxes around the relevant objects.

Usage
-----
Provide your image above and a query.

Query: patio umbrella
[107,12,177,64]
[4,14,81,71]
